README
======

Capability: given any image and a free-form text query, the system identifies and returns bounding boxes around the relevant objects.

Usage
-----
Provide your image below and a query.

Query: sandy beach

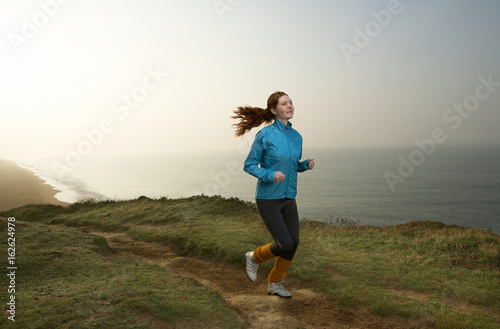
[0,159,69,211]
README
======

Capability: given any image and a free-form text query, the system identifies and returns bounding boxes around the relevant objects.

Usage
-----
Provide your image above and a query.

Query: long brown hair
[231,91,287,137]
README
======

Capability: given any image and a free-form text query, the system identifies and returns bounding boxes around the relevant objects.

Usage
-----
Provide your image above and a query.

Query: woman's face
[272,95,294,123]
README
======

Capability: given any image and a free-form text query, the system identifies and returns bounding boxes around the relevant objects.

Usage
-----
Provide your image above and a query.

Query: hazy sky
[1,0,499,159]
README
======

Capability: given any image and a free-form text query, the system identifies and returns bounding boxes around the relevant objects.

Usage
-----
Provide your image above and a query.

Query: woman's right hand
[274,171,285,183]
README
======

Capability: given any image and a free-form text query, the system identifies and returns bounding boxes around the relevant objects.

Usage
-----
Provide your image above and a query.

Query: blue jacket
[244,120,310,199]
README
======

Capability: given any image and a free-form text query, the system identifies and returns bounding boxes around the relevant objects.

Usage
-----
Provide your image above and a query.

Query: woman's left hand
[308,158,315,170]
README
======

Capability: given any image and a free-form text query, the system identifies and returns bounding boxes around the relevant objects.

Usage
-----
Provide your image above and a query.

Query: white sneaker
[245,251,259,282]
[267,282,292,298]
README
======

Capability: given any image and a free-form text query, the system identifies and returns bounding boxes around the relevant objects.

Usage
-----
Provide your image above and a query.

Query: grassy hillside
[0,216,242,328]
[2,195,499,328]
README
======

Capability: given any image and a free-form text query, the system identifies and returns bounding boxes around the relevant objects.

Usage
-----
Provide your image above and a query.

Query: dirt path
[92,231,415,329]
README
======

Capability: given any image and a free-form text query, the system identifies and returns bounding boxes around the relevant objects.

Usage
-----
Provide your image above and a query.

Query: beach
[0,159,69,211]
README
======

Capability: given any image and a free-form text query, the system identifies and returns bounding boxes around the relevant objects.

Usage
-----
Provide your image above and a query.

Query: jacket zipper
[285,128,291,198]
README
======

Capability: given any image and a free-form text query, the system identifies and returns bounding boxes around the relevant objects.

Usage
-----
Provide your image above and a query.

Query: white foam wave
[16,161,107,204]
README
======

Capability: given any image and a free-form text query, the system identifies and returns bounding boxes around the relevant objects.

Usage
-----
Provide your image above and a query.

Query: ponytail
[231,91,287,137]
[231,106,274,137]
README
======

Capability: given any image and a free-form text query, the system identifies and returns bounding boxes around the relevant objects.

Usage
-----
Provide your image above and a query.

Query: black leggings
[256,198,300,261]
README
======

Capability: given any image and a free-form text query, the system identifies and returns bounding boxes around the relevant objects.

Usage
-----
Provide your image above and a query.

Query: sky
[1,0,499,160]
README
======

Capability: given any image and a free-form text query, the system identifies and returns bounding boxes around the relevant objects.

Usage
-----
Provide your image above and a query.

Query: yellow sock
[268,257,292,283]
[253,243,275,264]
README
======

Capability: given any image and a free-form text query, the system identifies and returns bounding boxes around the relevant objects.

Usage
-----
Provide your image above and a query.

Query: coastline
[0,159,69,211]
[2,146,497,233]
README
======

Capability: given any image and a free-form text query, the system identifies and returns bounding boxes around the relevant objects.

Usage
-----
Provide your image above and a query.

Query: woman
[232,91,314,298]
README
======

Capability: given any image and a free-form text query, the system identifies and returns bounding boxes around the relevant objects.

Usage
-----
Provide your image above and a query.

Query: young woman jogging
[232,91,314,298]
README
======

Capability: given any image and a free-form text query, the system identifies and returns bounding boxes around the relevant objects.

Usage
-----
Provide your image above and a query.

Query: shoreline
[0,159,69,211]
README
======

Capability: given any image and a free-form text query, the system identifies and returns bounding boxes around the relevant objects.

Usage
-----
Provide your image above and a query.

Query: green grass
[295,221,499,327]
[2,195,499,328]
[0,217,242,328]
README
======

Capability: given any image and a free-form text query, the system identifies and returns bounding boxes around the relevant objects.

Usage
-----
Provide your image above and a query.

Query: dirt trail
[92,231,414,329]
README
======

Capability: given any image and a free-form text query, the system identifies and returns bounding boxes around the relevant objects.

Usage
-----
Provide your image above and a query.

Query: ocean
[15,145,500,234]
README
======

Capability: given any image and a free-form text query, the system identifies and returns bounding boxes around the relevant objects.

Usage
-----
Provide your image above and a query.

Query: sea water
[14,145,500,234]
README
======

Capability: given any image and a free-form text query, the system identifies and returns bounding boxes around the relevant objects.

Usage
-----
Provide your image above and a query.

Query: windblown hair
[232,91,288,137]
